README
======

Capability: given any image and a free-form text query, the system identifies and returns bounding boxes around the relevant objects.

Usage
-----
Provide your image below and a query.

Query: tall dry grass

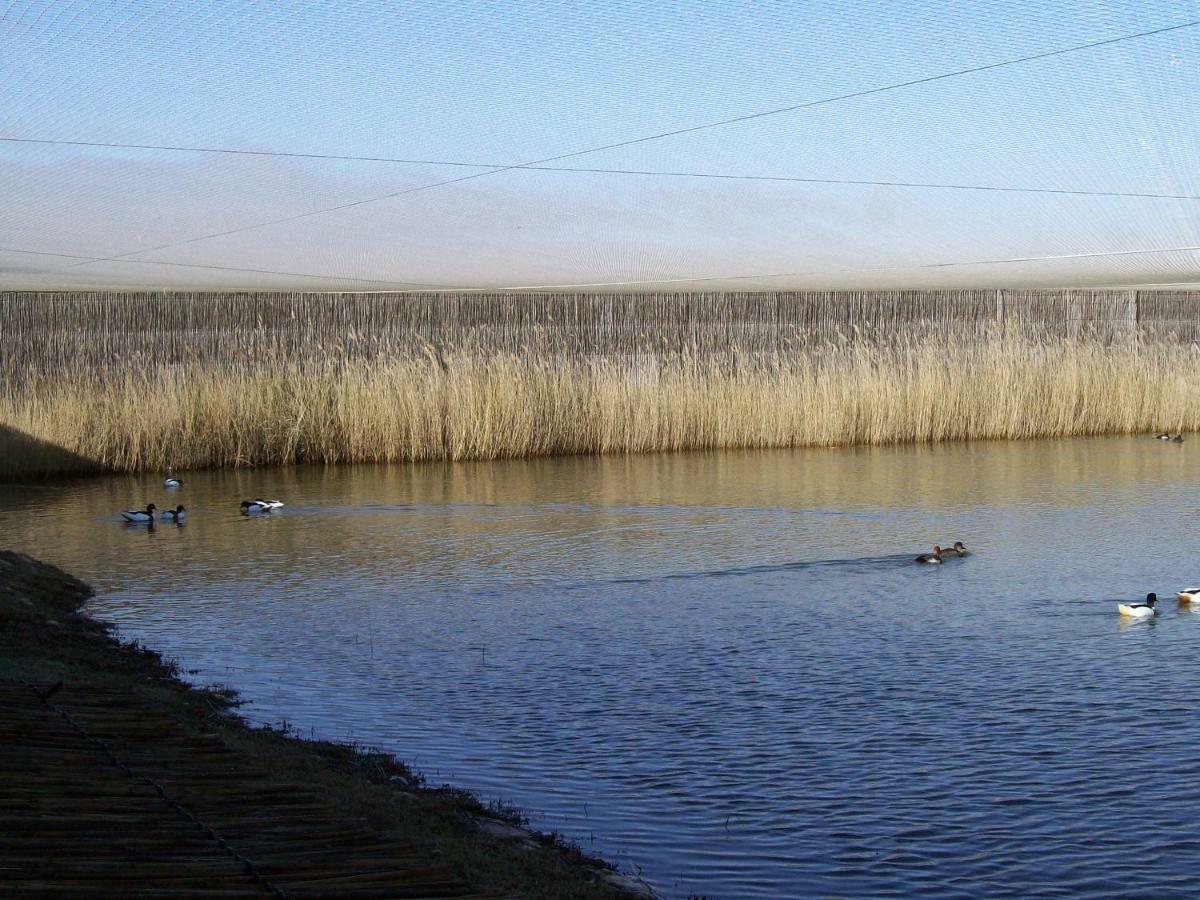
[4,333,1200,478]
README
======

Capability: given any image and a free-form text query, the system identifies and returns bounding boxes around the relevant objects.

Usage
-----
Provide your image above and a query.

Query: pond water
[4,437,1200,898]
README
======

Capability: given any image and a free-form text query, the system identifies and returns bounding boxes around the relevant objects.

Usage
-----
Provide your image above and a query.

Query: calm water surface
[4,437,1200,898]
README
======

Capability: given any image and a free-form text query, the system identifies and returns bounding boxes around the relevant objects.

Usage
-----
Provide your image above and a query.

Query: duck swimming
[1117,593,1158,619]
[915,545,943,564]
[162,505,185,523]
[1173,434,1185,443]
[1177,587,1200,602]
[253,498,284,509]
[1157,433,1172,440]
[121,504,157,523]
[164,477,182,488]
[241,499,283,514]
[939,541,969,557]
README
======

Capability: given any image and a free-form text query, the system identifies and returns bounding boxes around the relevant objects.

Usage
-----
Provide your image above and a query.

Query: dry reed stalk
[3,334,1200,478]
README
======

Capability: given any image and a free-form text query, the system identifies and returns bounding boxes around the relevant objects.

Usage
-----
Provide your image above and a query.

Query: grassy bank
[3,333,1200,478]
[0,550,649,898]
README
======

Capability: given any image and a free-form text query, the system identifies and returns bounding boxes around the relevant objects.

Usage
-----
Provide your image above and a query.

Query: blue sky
[2,0,1199,290]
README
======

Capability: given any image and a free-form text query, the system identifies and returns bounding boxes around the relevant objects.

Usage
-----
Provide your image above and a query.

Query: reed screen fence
[4,289,1200,375]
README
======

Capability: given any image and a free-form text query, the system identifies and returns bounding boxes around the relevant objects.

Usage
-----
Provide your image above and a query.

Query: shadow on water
[601,552,942,587]
[0,424,101,481]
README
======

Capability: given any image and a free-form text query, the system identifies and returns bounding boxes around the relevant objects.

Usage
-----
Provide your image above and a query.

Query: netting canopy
[2,0,1199,292]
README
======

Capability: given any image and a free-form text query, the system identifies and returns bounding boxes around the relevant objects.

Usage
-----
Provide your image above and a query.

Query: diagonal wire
[496,246,1200,291]
[0,247,461,289]
[56,17,1200,271]
[5,135,1200,202]
[4,243,1199,293]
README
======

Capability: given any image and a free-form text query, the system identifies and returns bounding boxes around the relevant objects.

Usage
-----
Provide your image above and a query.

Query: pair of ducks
[1118,589,1200,619]
[121,503,185,523]
[1156,433,1185,443]
[915,542,968,564]
[121,476,189,522]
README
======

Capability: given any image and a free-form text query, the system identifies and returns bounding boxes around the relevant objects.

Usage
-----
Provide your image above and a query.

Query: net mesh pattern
[2,0,1199,291]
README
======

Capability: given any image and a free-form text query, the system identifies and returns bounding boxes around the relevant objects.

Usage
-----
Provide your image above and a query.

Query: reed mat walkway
[0,681,485,898]
[0,551,645,899]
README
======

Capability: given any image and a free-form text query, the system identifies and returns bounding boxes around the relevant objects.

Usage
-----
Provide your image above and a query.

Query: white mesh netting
[2,0,1199,292]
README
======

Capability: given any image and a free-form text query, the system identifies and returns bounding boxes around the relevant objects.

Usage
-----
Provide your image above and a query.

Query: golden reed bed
[4,333,1199,479]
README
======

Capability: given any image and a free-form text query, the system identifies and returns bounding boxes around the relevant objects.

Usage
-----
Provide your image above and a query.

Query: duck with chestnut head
[915,545,943,564]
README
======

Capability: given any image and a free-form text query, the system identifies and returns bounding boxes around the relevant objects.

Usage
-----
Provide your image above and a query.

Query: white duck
[1176,587,1200,603]
[1117,593,1158,619]
[162,505,185,523]
[253,498,284,509]
[121,504,157,523]
[164,477,182,488]
[241,500,281,514]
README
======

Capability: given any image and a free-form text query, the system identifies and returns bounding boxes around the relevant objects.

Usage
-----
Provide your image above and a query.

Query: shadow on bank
[0,424,103,481]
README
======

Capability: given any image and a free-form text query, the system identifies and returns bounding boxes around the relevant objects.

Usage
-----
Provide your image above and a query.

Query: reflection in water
[3,436,1200,898]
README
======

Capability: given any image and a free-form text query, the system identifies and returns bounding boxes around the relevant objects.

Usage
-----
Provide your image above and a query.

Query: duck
[1117,593,1158,619]
[1173,434,1185,443]
[163,476,182,488]
[121,504,157,523]
[1177,587,1200,602]
[161,505,185,523]
[240,500,281,514]
[939,541,969,557]
[1157,433,1172,440]
[915,545,943,564]
[253,498,284,509]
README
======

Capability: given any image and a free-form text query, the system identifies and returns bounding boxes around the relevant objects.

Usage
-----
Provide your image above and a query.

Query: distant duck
[1173,434,1185,443]
[1157,433,1172,441]
[939,541,969,557]
[254,498,284,509]
[241,500,282,514]
[121,504,157,523]
[164,477,182,488]
[162,505,185,523]
[1117,593,1158,619]
[1177,587,1200,603]
[915,545,943,564]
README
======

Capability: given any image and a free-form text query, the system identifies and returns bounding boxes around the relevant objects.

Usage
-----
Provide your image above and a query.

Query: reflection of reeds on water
[4,329,1200,477]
